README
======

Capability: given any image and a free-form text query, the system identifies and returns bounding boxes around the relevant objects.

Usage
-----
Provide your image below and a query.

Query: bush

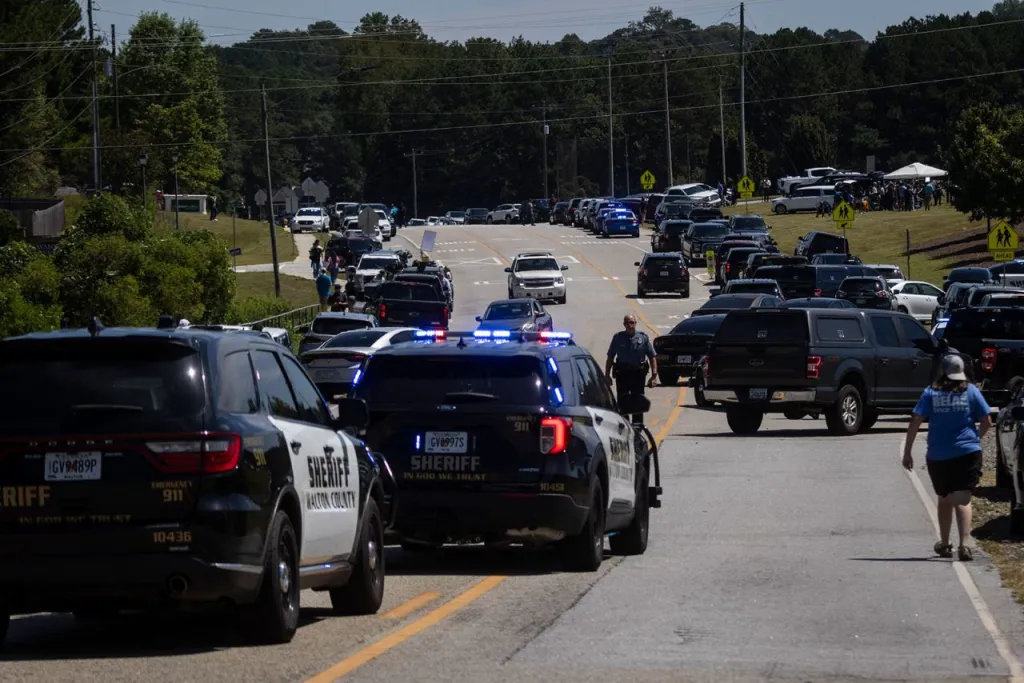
[74,193,150,241]
[225,296,294,325]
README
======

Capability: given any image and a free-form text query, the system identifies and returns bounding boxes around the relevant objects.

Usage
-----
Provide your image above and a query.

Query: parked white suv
[665,183,721,206]
[291,206,330,233]
[506,251,569,304]
[770,185,835,214]
[487,204,521,224]
[351,252,402,291]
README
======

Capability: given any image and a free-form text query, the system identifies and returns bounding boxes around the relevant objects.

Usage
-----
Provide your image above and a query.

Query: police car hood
[514,269,561,280]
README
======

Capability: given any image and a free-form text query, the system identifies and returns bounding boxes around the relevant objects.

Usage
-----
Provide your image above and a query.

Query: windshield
[873,267,903,279]
[358,258,396,271]
[484,302,533,319]
[356,356,547,405]
[323,330,389,348]
[297,208,320,216]
[842,279,883,293]
[515,258,559,272]
[691,224,730,238]
[448,211,466,218]
[731,216,766,229]
[311,317,374,336]
[684,185,709,196]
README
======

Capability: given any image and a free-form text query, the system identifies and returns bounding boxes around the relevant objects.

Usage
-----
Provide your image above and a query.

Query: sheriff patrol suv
[343,329,660,571]
[0,320,390,646]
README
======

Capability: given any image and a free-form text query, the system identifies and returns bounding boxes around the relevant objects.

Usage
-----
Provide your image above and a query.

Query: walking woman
[903,355,991,561]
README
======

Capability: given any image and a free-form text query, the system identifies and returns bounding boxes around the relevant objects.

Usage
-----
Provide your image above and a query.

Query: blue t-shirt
[315,273,333,297]
[913,385,990,461]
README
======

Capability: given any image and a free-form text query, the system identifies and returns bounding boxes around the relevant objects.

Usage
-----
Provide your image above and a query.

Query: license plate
[855,298,866,304]
[677,355,692,364]
[748,388,768,400]
[660,271,669,276]
[312,368,347,381]
[425,431,468,454]
[44,452,102,481]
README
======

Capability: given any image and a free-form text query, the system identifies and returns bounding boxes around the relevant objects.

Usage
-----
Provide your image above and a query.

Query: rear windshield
[467,208,488,216]
[949,268,992,282]
[357,356,547,405]
[664,222,691,237]
[728,282,778,295]
[815,267,854,286]
[947,310,1024,339]
[715,311,810,343]
[701,295,760,310]
[669,316,725,335]
[323,329,389,348]
[841,278,882,293]
[378,283,439,300]
[873,266,903,279]
[312,317,374,336]
[755,266,815,283]
[349,239,374,250]
[727,248,761,262]
[645,256,683,266]
[0,340,205,435]
[690,223,730,238]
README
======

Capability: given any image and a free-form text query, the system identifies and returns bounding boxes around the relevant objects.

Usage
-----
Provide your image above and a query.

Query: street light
[138,152,148,212]
[171,149,180,230]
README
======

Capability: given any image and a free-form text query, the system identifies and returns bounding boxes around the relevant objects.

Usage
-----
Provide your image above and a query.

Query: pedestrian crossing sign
[988,220,1018,255]
[831,200,855,226]
[640,170,656,191]
[737,176,755,199]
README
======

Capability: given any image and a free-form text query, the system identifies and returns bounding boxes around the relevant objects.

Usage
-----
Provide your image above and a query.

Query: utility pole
[112,24,120,134]
[739,2,747,178]
[405,148,419,219]
[606,53,614,197]
[87,0,100,191]
[624,130,630,195]
[261,84,281,298]
[663,58,673,187]
[719,79,727,186]
[532,102,551,199]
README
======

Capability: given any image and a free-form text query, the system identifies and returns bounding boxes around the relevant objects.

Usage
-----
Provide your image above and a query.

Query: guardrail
[242,304,320,330]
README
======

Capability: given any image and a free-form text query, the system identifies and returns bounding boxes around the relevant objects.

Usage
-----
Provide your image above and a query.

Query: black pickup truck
[702,308,953,436]
[681,222,731,265]
[365,281,449,330]
[945,307,1024,405]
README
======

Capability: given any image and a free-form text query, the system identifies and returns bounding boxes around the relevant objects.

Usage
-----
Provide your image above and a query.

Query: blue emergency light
[414,329,447,338]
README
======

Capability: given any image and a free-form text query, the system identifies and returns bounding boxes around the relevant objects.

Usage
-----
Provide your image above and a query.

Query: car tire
[826,384,863,436]
[898,306,909,314]
[330,498,385,615]
[507,287,514,299]
[238,510,300,644]
[681,289,689,299]
[774,205,788,215]
[609,466,649,556]
[560,479,605,572]
[486,217,493,224]
[692,373,711,407]
[506,216,513,224]
[637,285,645,297]
[996,433,1014,490]
[558,295,567,305]
[0,612,7,648]
[726,407,763,434]
[658,371,678,385]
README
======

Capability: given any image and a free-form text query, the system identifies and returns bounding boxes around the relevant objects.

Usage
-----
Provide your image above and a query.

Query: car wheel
[506,216,513,224]
[558,295,567,305]
[486,217,493,224]
[637,285,645,297]
[898,306,908,314]
[825,384,863,436]
[560,479,605,572]
[330,498,385,615]
[774,205,788,215]
[609,466,649,556]
[238,510,300,644]
[692,374,710,407]
[726,407,763,434]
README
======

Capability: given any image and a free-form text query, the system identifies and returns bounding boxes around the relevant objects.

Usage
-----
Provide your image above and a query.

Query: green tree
[0,210,22,246]
[943,103,1024,222]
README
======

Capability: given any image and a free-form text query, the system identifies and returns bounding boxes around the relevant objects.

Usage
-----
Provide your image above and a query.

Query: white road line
[636,298,646,305]
[602,276,609,280]
[900,436,1024,682]
[558,255,581,264]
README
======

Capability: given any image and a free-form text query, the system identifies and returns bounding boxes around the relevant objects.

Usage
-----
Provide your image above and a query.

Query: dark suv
[681,221,731,265]
[837,276,895,310]
[636,252,689,297]
[0,322,391,646]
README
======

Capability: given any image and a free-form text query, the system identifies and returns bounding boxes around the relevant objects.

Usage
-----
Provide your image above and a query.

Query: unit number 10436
[153,531,192,544]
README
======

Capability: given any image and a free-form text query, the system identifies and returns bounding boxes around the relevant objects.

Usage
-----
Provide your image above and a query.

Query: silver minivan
[770,185,835,214]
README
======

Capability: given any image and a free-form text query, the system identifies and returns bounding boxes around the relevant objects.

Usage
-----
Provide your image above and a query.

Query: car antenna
[456,335,466,348]
[87,316,105,337]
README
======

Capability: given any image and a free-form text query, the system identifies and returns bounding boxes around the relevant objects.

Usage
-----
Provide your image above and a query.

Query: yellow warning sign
[831,200,855,225]
[737,176,756,199]
[640,170,656,191]
[988,220,1018,254]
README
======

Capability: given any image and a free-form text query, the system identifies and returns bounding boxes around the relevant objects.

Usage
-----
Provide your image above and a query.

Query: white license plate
[677,355,692,363]
[660,271,669,276]
[748,388,768,400]
[425,432,468,454]
[312,368,347,381]
[855,298,866,304]
[44,452,102,481]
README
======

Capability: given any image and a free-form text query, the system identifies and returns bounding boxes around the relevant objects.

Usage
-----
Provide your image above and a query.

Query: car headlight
[554,277,564,285]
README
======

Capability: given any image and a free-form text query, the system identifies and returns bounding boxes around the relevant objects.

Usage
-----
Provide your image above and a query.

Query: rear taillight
[144,434,241,474]
[379,302,387,319]
[540,417,572,455]
[641,268,647,277]
[806,355,822,379]
[726,262,731,273]
[875,290,889,298]
[341,352,366,362]
[442,306,449,320]
[982,347,997,372]
[814,288,822,297]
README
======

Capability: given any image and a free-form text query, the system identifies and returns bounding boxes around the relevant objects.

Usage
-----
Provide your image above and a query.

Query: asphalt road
[5,220,1024,682]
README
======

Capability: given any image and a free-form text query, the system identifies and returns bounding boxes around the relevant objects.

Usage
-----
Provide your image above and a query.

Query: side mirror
[333,397,369,432]
[475,315,482,321]
[561,264,569,270]
[634,261,641,267]
[504,267,512,273]
[912,336,937,353]
[618,393,651,416]
[295,324,310,335]
[1012,406,1024,421]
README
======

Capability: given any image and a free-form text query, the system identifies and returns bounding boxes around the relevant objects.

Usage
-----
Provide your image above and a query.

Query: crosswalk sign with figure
[640,170,656,191]
[737,176,755,199]
[989,220,1019,261]
[831,200,856,230]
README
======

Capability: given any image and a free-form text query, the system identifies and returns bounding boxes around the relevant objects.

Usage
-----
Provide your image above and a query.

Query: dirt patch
[974,430,1024,604]
[911,223,1021,269]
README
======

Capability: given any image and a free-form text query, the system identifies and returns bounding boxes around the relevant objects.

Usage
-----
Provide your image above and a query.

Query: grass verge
[156,212,298,265]
[723,204,1001,286]
[234,272,319,307]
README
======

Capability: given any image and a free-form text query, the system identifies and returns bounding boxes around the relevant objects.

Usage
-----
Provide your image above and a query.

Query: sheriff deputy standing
[605,314,658,424]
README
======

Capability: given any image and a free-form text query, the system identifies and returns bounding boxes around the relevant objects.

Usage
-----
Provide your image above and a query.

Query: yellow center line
[654,386,686,447]
[306,576,506,682]
[379,591,441,620]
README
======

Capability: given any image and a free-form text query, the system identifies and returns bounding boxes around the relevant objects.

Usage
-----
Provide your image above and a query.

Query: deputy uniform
[607,329,655,424]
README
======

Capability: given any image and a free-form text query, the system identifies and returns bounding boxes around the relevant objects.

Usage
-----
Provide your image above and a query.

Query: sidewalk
[235,232,318,280]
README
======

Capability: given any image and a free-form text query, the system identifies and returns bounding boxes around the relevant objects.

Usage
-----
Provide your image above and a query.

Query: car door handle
[879,358,889,365]
[290,440,302,454]
[595,415,604,425]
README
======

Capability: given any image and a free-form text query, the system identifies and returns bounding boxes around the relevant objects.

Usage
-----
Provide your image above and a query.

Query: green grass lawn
[724,203,995,286]
[156,212,298,266]
[234,272,319,306]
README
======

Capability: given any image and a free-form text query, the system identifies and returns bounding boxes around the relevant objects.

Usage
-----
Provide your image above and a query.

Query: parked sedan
[890,280,943,322]
[653,313,726,385]
[475,298,553,332]
[300,326,419,398]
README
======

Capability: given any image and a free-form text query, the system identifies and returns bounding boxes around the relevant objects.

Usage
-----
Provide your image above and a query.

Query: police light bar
[540,331,572,340]
[473,329,511,339]
[414,329,447,338]
[438,330,575,344]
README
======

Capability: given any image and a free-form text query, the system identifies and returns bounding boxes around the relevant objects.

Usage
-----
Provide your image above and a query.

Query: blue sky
[91,0,998,46]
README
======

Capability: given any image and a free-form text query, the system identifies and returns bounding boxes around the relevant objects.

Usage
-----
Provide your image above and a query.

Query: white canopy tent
[883,162,948,180]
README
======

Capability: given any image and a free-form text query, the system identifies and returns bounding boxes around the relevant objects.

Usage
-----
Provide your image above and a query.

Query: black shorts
[926,452,983,497]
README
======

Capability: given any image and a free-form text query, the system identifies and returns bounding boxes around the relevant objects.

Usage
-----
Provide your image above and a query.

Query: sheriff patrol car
[0,320,390,646]
[342,329,661,571]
